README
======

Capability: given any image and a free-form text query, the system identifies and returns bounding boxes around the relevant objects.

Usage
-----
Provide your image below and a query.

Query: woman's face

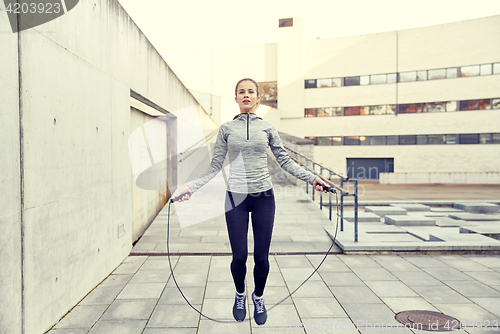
[235,80,260,113]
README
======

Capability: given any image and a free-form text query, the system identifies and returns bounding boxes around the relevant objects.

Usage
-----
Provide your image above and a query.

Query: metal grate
[396,310,461,331]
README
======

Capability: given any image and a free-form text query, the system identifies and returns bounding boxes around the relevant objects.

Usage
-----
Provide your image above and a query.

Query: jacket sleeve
[186,126,228,193]
[268,126,316,185]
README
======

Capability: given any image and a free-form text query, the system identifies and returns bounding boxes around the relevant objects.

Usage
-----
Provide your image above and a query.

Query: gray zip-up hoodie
[187,112,316,194]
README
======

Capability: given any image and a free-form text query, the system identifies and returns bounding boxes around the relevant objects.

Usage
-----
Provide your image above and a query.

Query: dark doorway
[346,158,394,179]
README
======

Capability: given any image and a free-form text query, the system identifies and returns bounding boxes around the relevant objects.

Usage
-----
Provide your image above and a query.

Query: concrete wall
[0,9,22,334]
[129,108,166,242]
[1,1,216,333]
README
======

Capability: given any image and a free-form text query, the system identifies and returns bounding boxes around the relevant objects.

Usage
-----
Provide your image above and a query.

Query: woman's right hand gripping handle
[171,186,193,203]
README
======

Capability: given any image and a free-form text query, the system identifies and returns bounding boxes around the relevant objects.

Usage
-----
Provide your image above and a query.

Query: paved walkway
[46,162,500,333]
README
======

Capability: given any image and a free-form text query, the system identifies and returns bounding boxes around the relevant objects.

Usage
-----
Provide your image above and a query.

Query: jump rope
[167,184,340,323]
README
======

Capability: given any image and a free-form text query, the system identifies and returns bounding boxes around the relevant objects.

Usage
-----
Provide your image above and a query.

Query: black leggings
[225,189,275,296]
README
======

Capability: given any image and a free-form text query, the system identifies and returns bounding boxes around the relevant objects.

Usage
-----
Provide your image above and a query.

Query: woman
[174,78,328,325]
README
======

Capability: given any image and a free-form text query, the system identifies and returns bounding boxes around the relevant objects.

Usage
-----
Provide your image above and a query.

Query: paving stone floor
[47,253,500,334]
[46,161,500,333]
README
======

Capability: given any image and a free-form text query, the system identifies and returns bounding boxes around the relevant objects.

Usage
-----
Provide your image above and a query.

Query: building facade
[162,15,500,183]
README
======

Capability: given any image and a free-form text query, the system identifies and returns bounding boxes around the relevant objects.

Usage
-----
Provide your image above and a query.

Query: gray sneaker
[252,292,267,325]
[233,292,246,321]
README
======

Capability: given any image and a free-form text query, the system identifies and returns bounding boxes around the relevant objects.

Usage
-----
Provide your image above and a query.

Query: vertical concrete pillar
[277,17,305,119]
[0,4,22,333]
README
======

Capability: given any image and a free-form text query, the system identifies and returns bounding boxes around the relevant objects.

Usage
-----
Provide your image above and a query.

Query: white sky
[117,0,500,49]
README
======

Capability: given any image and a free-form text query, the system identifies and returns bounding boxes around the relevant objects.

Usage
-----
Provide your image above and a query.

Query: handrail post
[312,162,315,202]
[319,167,323,210]
[354,179,359,242]
[328,172,332,221]
[340,178,344,231]
[306,160,309,194]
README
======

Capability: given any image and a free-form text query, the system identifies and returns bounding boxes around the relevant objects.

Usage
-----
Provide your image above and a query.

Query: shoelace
[235,295,246,310]
[254,297,265,313]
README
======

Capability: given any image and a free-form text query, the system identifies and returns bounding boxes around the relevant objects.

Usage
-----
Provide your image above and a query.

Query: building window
[492,99,500,109]
[459,134,479,144]
[305,79,317,89]
[360,106,370,115]
[317,78,332,88]
[332,137,342,145]
[304,98,498,118]
[427,102,446,113]
[332,78,342,87]
[494,63,500,75]
[344,106,360,116]
[460,100,480,111]
[307,133,499,146]
[370,74,387,85]
[360,76,370,85]
[387,73,397,83]
[417,135,428,145]
[370,136,386,145]
[318,137,332,145]
[480,134,491,144]
[417,71,427,81]
[480,99,491,110]
[332,107,342,116]
[279,18,293,27]
[344,76,360,86]
[399,103,425,113]
[386,136,397,145]
[446,101,458,112]
[460,65,480,77]
[446,68,458,78]
[399,71,416,82]
[445,134,457,144]
[428,135,444,145]
[400,135,417,145]
[344,136,360,145]
[317,107,332,117]
[480,64,493,75]
[428,69,446,80]
[305,108,317,117]
[258,81,277,101]
[493,133,500,144]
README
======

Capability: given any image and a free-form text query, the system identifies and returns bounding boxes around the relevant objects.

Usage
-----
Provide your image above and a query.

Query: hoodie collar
[233,112,262,120]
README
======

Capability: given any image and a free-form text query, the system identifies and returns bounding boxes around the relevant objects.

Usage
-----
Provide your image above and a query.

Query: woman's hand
[312,177,329,193]
[173,186,193,202]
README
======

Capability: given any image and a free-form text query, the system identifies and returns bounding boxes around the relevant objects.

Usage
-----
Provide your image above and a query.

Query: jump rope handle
[170,193,188,203]
[317,184,336,193]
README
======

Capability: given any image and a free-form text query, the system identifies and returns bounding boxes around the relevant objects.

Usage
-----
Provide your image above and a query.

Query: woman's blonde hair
[235,78,261,113]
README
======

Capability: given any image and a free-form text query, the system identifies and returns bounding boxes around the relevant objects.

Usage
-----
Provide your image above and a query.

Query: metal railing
[284,145,360,242]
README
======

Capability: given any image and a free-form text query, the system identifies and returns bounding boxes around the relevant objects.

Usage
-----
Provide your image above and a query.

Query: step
[449,213,500,221]
[342,211,382,222]
[385,215,436,226]
[390,203,431,212]
[454,202,500,214]
[365,206,407,217]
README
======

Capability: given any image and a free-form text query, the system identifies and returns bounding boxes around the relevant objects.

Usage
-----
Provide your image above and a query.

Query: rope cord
[166,191,341,323]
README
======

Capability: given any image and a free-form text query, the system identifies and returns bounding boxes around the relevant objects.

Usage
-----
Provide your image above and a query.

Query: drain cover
[395,310,461,331]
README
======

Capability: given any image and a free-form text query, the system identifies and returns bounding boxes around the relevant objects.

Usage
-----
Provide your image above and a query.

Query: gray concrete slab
[342,211,382,222]
[385,215,436,226]
[449,213,500,221]
[364,206,407,217]
[87,320,149,334]
[390,203,431,212]
[431,207,465,213]
[454,202,500,214]
[409,285,472,304]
